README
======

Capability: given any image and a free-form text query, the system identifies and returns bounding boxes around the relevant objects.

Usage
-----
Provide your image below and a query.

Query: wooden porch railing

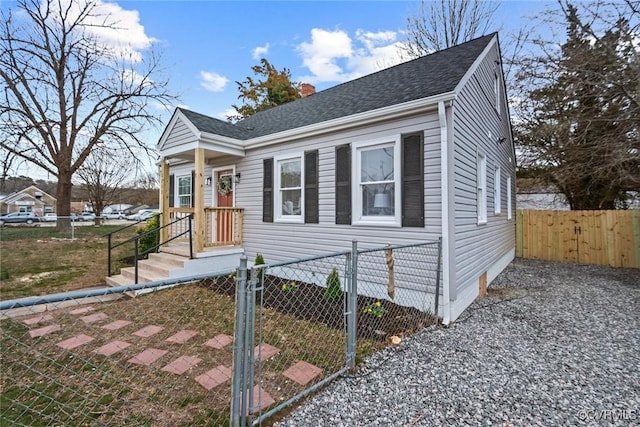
[166,207,244,249]
[204,207,244,247]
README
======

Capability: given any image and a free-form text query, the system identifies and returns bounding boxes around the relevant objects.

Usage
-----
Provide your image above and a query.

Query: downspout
[438,101,451,325]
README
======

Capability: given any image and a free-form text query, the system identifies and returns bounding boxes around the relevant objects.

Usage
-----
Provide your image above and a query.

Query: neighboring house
[104,204,133,213]
[516,184,640,210]
[0,185,56,216]
[152,34,515,323]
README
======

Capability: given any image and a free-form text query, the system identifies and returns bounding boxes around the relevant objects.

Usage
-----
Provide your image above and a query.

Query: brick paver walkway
[132,325,164,337]
[195,365,232,390]
[127,348,168,366]
[20,304,325,416]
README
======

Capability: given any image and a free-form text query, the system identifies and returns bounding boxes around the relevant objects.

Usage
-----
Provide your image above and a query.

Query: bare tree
[0,0,176,230]
[400,0,500,58]
[133,170,159,191]
[76,148,135,224]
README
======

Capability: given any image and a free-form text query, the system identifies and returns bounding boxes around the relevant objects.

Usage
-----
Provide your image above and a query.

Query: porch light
[205,177,212,186]
[234,173,241,184]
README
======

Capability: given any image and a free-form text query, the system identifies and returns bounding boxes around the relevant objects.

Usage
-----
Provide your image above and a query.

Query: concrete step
[138,259,173,277]
[105,274,131,287]
[120,267,166,283]
[148,252,188,268]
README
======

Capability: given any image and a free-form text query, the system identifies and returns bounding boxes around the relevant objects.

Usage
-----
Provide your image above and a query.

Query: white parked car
[103,211,126,219]
[42,213,57,222]
[126,209,159,221]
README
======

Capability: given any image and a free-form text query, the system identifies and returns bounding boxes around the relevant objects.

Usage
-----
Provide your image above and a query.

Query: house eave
[200,133,246,157]
[161,138,245,159]
[243,91,457,150]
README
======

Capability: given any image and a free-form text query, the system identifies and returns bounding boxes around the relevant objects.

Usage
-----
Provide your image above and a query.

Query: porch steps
[103,248,243,292]
[104,252,188,288]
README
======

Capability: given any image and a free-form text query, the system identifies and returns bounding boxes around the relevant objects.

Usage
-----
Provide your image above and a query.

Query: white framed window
[507,176,512,220]
[477,152,487,224]
[275,153,303,222]
[353,137,401,226]
[494,165,502,215]
[177,174,192,207]
[494,73,501,114]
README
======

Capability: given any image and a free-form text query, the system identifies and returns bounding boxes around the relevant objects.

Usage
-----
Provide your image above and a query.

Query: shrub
[137,214,159,256]
[324,268,342,302]
[254,253,265,280]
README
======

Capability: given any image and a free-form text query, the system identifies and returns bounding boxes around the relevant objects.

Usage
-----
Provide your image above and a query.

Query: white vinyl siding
[450,40,516,313]
[224,113,441,264]
[477,153,487,224]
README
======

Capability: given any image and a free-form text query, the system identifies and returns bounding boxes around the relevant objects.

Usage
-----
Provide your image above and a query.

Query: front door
[216,169,234,208]
[214,169,234,244]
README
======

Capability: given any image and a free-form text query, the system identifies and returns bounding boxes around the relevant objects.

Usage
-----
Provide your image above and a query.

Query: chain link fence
[1,276,237,426]
[234,240,442,426]
[1,239,441,426]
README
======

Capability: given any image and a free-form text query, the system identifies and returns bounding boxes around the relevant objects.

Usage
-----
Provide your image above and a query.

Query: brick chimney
[300,83,316,98]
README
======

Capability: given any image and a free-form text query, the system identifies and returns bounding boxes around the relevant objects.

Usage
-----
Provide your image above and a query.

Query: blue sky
[2,0,556,180]
[130,0,552,121]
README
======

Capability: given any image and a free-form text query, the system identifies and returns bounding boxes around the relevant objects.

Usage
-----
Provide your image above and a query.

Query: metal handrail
[105,214,194,281]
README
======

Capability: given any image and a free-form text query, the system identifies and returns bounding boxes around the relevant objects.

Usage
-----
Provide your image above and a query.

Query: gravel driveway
[275,258,640,426]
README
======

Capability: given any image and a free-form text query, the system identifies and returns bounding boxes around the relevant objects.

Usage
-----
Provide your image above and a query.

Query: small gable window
[507,176,512,220]
[494,165,501,215]
[494,72,501,114]
[477,152,487,225]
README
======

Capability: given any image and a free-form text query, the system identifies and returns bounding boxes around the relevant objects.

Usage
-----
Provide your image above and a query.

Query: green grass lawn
[0,224,140,300]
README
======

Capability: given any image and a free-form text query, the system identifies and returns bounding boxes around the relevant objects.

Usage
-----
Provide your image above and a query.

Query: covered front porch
[156,107,251,256]
[158,148,245,255]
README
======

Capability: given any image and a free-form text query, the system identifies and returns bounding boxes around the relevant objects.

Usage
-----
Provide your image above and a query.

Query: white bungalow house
[108,34,516,323]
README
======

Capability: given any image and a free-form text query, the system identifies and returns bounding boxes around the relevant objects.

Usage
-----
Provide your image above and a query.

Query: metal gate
[231,239,442,426]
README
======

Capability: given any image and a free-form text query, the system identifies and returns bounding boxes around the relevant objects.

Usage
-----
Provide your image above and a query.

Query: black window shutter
[402,133,424,227]
[335,144,351,224]
[191,170,195,208]
[169,174,175,208]
[263,158,274,222]
[304,150,319,224]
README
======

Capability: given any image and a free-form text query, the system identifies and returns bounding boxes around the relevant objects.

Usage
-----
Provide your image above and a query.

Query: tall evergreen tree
[516,2,639,209]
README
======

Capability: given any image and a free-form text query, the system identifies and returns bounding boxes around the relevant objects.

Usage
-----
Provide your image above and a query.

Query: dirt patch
[486,287,529,299]
[201,275,433,340]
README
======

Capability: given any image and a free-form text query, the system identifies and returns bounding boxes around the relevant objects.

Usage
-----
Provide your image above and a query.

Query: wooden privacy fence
[516,209,640,268]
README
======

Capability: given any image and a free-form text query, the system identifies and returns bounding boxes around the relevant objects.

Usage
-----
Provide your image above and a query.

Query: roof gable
[1,185,56,204]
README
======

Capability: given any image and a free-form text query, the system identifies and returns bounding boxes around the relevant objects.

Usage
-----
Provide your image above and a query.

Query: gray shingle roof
[177,108,253,140]
[181,34,495,141]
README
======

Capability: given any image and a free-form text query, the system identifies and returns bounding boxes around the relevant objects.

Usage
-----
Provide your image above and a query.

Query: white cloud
[200,71,229,92]
[45,0,155,63]
[217,108,237,121]
[252,43,270,60]
[297,28,405,84]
